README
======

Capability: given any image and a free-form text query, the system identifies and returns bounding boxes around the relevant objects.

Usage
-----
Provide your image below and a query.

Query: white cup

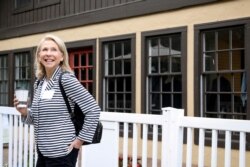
[15,89,29,108]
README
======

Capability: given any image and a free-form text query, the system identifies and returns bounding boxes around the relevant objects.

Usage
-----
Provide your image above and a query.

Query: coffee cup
[15,89,29,108]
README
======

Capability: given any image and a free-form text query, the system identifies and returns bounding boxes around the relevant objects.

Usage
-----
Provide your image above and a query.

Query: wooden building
[0,0,250,166]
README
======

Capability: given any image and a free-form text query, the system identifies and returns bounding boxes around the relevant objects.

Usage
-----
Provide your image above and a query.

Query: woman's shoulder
[60,71,77,84]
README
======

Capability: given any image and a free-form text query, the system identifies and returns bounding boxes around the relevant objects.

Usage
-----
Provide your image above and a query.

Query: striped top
[23,66,101,158]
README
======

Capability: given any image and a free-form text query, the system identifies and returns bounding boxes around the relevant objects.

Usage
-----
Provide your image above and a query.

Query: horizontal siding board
[0,0,218,39]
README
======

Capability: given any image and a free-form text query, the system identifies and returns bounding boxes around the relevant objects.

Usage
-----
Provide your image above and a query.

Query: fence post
[161,107,184,167]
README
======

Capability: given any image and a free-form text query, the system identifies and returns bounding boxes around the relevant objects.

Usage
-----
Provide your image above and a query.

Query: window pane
[204,31,215,51]
[117,78,124,92]
[125,77,131,92]
[220,94,231,112]
[206,74,217,92]
[232,50,244,70]
[81,53,86,66]
[160,56,169,73]
[74,54,79,66]
[108,60,113,75]
[218,29,229,50]
[117,93,124,108]
[89,53,93,66]
[162,76,171,92]
[172,56,181,72]
[115,60,122,75]
[220,74,231,92]
[173,76,182,92]
[162,93,171,107]
[108,79,115,92]
[159,36,169,56]
[88,68,93,80]
[236,93,247,112]
[171,35,181,55]
[115,42,122,58]
[107,93,114,108]
[204,52,216,71]
[125,94,131,108]
[218,51,230,70]
[206,93,217,112]
[74,69,79,79]
[107,43,113,59]
[151,93,160,109]
[148,38,158,56]
[151,76,160,92]
[232,27,244,49]
[173,94,182,108]
[150,57,158,73]
[124,41,131,58]
[124,59,131,74]
[81,69,86,80]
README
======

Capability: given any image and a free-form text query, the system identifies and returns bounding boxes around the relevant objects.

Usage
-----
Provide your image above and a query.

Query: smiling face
[38,39,64,77]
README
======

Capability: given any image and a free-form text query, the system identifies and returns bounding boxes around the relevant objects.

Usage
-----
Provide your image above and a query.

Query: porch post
[161,107,184,167]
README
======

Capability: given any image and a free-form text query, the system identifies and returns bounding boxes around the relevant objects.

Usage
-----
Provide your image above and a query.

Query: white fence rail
[1,107,250,167]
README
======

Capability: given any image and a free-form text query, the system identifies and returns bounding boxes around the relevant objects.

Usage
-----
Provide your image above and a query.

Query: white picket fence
[1,106,250,167]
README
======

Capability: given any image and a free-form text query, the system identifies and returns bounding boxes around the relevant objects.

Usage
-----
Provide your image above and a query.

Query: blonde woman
[14,34,101,167]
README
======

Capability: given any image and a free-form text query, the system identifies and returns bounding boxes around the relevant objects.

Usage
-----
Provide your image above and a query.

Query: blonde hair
[34,34,73,79]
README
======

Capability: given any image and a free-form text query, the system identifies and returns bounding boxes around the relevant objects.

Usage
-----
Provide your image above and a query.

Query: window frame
[99,34,136,113]
[141,27,188,116]
[194,18,250,148]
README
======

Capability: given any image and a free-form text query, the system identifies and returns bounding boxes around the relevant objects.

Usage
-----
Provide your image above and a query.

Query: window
[69,47,94,94]
[201,26,246,119]
[194,19,250,148]
[100,35,135,113]
[142,27,187,116]
[0,55,8,106]
[0,50,33,107]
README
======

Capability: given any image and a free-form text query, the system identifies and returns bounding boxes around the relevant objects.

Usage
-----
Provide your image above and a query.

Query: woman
[13,34,101,167]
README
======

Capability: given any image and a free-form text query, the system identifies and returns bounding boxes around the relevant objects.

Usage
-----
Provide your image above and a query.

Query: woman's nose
[45,49,52,55]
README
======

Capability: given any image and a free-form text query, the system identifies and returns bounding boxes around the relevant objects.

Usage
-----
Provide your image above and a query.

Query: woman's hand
[67,138,84,153]
[13,96,28,116]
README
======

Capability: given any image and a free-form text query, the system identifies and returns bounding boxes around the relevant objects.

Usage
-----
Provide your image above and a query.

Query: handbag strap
[58,72,75,118]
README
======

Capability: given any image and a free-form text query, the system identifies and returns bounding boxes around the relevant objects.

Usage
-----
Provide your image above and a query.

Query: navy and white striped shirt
[23,66,101,157]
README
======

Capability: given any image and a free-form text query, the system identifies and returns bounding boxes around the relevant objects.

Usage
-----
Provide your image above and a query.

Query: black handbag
[59,73,103,145]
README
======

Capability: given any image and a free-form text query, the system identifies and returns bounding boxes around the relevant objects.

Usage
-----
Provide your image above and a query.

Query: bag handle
[58,72,75,118]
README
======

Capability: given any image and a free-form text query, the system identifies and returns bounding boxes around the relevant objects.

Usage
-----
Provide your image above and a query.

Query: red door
[68,47,93,94]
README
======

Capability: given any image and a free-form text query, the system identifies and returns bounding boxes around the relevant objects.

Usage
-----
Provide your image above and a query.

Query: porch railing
[1,107,250,167]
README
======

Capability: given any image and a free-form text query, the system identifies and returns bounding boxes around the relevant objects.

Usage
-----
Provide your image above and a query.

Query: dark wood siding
[0,0,218,40]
